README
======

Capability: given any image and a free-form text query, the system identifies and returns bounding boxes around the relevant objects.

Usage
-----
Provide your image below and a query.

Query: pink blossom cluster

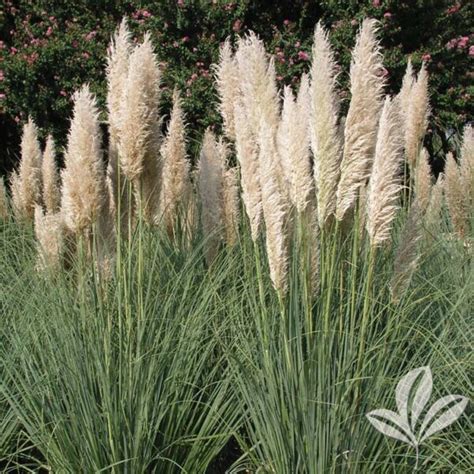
[446,36,471,51]
[446,3,461,14]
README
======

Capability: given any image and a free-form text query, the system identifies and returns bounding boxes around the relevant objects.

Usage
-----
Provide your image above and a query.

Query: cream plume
[390,202,423,303]
[12,118,42,221]
[278,76,313,213]
[460,124,473,209]
[106,17,132,219]
[34,204,64,272]
[0,177,8,220]
[336,19,385,221]
[310,23,343,226]
[159,88,192,234]
[414,148,433,212]
[61,85,106,237]
[234,100,262,240]
[444,152,469,239]
[42,135,61,214]
[215,38,239,140]
[398,58,414,124]
[119,33,161,184]
[259,119,289,293]
[405,63,430,169]
[425,174,444,233]
[198,129,225,263]
[366,96,404,247]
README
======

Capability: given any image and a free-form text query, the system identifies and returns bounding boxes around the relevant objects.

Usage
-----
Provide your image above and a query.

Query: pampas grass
[405,63,430,169]
[42,135,61,214]
[215,38,239,140]
[159,88,192,235]
[61,85,106,239]
[34,204,64,271]
[366,96,404,247]
[11,118,42,221]
[310,23,343,226]
[414,148,433,212]
[336,19,385,221]
[0,177,8,220]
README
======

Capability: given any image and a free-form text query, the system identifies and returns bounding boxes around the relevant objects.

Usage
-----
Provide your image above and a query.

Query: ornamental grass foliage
[0,16,473,473]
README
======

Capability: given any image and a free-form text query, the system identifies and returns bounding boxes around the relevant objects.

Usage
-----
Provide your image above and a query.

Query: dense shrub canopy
[0,0,472,174]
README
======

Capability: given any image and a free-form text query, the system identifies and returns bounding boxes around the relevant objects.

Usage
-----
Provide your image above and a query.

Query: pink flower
[295,41,301,48]
[82,52,90,59]
[283,19,290,26]
[85,31,97,41]
[469,45,474,57]
[446,38,457,50]
[14,116,21,123]
[351,19,358,26]
[60,90,67,97]
[447,3,461,14]
[46,26,53,37]
[0,93,5,100]
[72,40,79,48]
[142,10,152,18]
[372,0,381,7]
[10,47,18,55]
[182,36,190,43]
[177,0,185,6]
[276,75,283,81]
[422,53,431,62]
[297,51,309,61]
[384,12,392,19]
[457,36,469,49]
[0,41,5,49]
[0,70,4,80]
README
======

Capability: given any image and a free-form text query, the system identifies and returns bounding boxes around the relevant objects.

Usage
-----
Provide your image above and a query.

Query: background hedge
[0,0,473,175]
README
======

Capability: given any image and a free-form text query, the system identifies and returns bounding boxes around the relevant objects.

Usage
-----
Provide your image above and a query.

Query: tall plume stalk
[444,152,470,239]
[336,19,385,221]
[310,22,343,226]
[259,119,289,294]
[34,205,64,272]
[0,177,8,220]
[159,88,192,236]
[404,63,430,169]
[425,175,444,234]
[119,33,161,222]
[398,58,414,128]
[366,96,404,247]
[234,100,262,240]
[215,38,239,140]
[460,124,473,209]
[198,129,225,264]
[414,148,433,212]
[106,17,132,221]
[61,85,106,240]
[42,135,61,214]
[278,75,313,213]
[11,117,42,221]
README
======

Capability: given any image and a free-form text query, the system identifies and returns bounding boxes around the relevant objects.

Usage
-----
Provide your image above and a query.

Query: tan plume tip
[336,19,385,221]
[34,204,64,272]
[460,124,473,208]
[215,38,239,140]
[310,22,343,225]
[405,63,430,169]
[42,135,61,214]
[390,202,423,303]
[234,100,262,240]
[277,78,313,213]
[13,117,43,221]
[119,33,161,183]
[61,84,106,236]
[366,96,404,247]
[198,129,225,263]
[259,119,289,293]
[444,152,469,239]
[414,148,433,212]
[0,176,9,219]
[106,17,132,218]
[159,88,191,233]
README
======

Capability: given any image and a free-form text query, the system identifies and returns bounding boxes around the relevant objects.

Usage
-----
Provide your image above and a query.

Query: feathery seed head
[0,177,8,220]
[42,135,61,214]
[34,204,64,272]
[414,148,433,212]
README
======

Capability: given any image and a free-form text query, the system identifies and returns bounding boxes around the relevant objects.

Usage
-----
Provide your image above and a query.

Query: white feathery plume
[336,19,385,221]
[459,124,473,208]
[159,88,192,234]
[34,204,64,272]
[42,135,61,214]
[366,96,404,247]
[198,129,225,263]
[12,117,42,221]
[61,85,106,238]
[310,23,343,226]
[259,119,289,293]
[425,174,444,233]
[106,17,132,219]
[405,63,430,169]
[398,58,414,125]
[414,147,433,212]
[234,100,262,240]
[215,38,239,140]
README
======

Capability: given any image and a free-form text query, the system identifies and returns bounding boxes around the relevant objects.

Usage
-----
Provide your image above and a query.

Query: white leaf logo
[366,366,468,470]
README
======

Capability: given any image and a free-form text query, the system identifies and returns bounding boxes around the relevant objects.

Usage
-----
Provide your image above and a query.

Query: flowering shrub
[0,0,472,173]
